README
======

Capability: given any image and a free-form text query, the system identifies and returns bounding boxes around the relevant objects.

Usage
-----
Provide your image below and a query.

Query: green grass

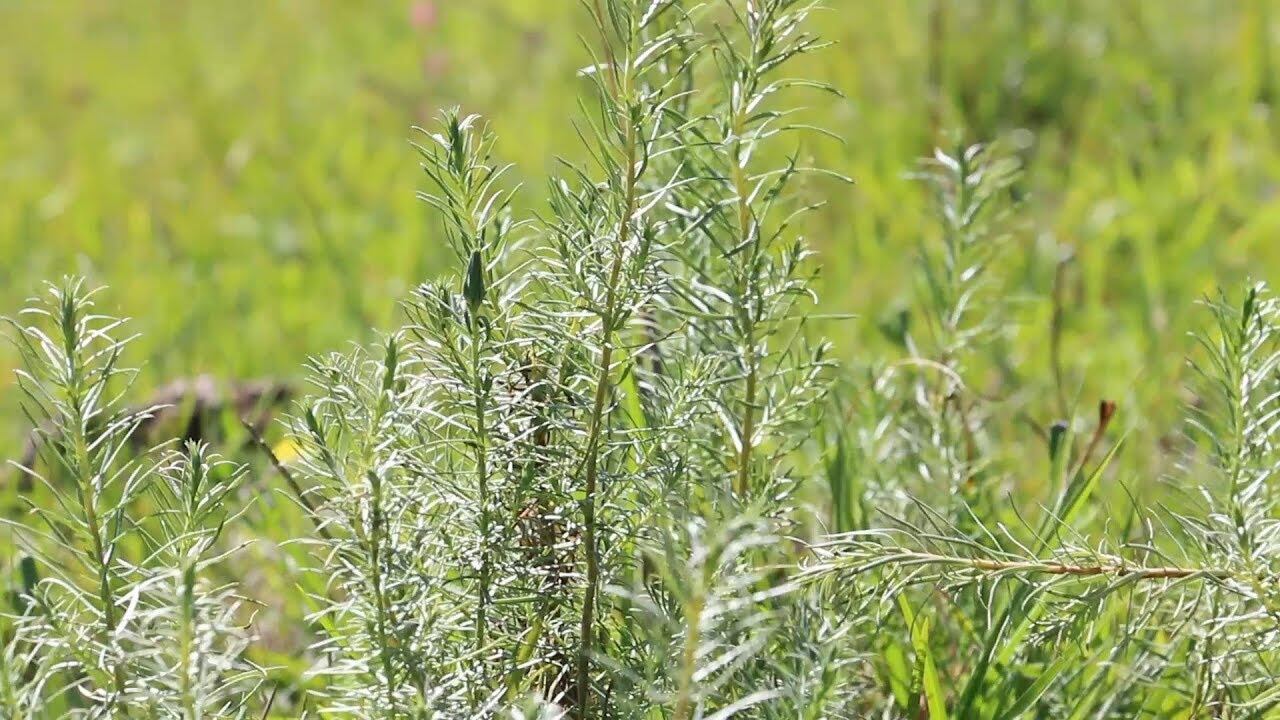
[0,1,1274,451]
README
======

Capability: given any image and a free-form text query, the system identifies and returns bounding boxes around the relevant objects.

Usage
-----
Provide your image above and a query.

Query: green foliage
[2,1,1280,719]
[2,280,260,717]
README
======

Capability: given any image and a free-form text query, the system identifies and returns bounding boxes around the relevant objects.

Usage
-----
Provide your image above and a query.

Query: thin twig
[1069,399,1117,482]
[240,417,333,541]
[805,550,1233,584]
[910,551,1230,581]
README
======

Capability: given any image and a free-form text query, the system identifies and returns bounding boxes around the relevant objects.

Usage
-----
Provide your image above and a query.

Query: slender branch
[178,563,196,719]
[576,4,639,714]
[1067,399,1117,482]
[671,595,704,720]
[240,418,333,542]
[731,118,759,499]
[728,11,764,499]
[901,551,1230,581]
[365,471,398,719]
[470,323,493,654]
[58,310,129,703]
[73,423,127,701]
[808,549,1232,583]
[576,120,637,720]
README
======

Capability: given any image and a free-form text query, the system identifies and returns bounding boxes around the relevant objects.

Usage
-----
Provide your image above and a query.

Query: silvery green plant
[1166,285,1280,713]
[0,280,260,718]
[806,126,1280,716]
[287,0,848,717]
[602,517,788,718]
[656,0,837,507]
[10,2,1280,720]
[826,142,1022,541]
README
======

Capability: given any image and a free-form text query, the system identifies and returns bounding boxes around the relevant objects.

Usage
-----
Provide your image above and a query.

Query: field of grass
[2,1,1280,717]
[2,1,1275,440]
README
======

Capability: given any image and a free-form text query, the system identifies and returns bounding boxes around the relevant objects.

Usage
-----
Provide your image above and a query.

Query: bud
[1048,421,1069,463]
[19,555,38,593]
[1098,400,1117,428]
[464,250,486,311]
[382,336,399,393]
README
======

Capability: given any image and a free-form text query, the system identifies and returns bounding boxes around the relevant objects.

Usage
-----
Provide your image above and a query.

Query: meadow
[2,1,1279,717]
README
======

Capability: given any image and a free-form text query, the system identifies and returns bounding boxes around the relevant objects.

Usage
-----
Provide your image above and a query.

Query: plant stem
[471,326,492,653]
[576,143,636,720]
[577,7,637,708]
[576,340,612,717]
[671,595,704,720]
[732,153,758,498]
[359,385,399,718]
[730,56,759,499]
[76,438,124,695]
[178,566,195,720]
[838,550,1232,582]
[64,349,127,702]
[365,470,398,718]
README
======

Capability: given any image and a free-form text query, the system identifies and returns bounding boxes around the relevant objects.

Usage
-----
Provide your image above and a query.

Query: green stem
[576,20,637,711]
[365,470,398,718]
[55,293,129,707]
[71,406,127,702]
[471,327,492,653]
[576,170,635,718]
[178,565,195,720]
[671,595,704,720]
[731,104,759,499]
[576,339,613,717]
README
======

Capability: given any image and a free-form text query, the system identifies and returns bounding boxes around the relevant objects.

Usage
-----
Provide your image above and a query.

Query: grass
[0,1,1274,447]
[2,0,1279,717]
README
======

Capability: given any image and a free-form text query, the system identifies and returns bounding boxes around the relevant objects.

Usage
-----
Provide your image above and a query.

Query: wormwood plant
[807,282,1280,717]
[1,280,260,718]
[288,0,848,717]
[811,144,1280,716]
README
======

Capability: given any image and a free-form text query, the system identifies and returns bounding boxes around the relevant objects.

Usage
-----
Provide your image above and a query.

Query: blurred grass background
[1,0,1277,709]
[0,0,1276,453]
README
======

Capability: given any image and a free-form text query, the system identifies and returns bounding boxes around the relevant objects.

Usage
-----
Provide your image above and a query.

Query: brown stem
[1069,399,1117,481]
[240,418,333,542]
[811,549,1233,583]
[954,555,1228,580]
